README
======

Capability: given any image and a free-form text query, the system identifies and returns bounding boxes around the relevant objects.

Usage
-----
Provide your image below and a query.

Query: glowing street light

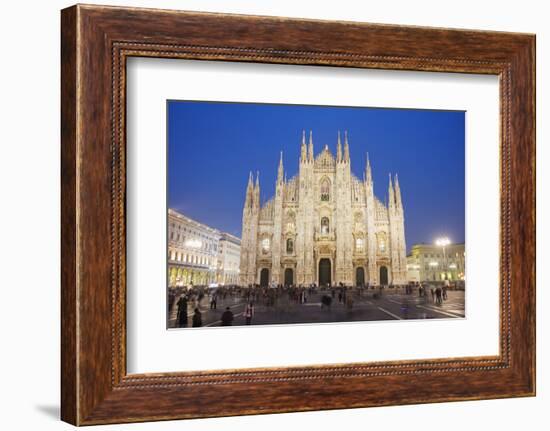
[435,237,450,248]
[435,237,451,280]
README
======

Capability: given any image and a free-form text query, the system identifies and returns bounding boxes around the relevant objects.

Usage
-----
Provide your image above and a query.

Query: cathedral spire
[300,130,307,162]
[365,152,372,184]
[388,173,395,209]
[308,130,314,161]
[344,130,350,162]
[253,171,261,208]
[394,173,403,210]
[244,171,254,209]
[277,151,284,183]
[337,131,342,162]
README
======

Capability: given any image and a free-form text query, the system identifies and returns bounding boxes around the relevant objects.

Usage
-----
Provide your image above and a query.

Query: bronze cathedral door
[260,268,269,287]
[356,267,365,286]
[318,258,331,286]
[284,268,294,286]
[379,266,389,285]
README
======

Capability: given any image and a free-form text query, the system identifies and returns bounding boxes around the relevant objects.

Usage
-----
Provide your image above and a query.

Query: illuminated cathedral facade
[239,131,407,287]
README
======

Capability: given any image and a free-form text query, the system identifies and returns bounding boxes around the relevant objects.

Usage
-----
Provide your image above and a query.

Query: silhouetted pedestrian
[243,302,255,325]
[221,307,234,326]
[176,295,188,327]
[192,308,202,327]
[435,287,443,304]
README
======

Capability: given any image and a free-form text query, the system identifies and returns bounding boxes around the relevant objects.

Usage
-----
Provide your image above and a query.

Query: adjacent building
[217,232,241,285]
[168,209,241,287]
[239,130,407,287]
[406,242,465,282]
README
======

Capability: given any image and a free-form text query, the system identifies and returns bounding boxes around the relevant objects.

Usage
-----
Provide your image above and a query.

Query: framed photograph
[61,4,535,425]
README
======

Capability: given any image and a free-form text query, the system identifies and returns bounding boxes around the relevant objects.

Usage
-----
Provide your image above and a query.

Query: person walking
[176,295,188,328]
[210,292,217,310]
[435,286,443,305]
[221,307,234,326]
[243,302,255,325]
[346,293,354,310]
[442,281,449,300]
[192,308,202,327]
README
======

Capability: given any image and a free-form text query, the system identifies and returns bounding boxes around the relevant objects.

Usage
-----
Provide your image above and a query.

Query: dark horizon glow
[168,100,465,253]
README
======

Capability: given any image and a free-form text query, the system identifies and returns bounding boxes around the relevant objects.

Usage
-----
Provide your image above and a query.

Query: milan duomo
[239,131,407,288]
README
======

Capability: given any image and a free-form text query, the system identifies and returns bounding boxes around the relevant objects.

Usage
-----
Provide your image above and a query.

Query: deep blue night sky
[168,101,465,253]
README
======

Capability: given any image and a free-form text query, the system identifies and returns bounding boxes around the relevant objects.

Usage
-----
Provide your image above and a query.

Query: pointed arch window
[286,238,294,254]
[321,217,330,234]
[320,178,330,201]
[379,238,386,252]
[261,237,270,254]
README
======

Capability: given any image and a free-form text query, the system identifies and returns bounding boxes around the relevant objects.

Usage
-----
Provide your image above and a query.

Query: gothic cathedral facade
[239,131,407,287]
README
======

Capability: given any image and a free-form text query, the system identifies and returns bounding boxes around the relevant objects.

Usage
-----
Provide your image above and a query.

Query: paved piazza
[168,287,465,329]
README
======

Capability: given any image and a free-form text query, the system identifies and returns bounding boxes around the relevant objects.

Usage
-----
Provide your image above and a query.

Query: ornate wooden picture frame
[61,4,535,425]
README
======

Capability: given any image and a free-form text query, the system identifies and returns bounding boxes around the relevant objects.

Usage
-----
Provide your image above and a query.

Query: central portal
[260,268,269,287]
[318,258,332,287]
[379,266,389,285]
[284,268,294,286]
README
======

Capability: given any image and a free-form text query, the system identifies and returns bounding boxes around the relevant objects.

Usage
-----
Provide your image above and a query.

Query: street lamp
[435,237,451,280]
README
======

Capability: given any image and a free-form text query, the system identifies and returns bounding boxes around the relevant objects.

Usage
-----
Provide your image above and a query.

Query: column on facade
[271,152,285,284]
[388,173,407,284]
[364,153,378,285]
[393,174,407,283]
[335,131,353,284]
[239,171,260,285]
[296,130,315,285]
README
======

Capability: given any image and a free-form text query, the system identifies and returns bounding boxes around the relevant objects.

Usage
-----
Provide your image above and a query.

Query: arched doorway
[356,267,365,286]
[260,268,269,287]
[284,268,294,286]
[318,258,332,286]
[379,266,389,285]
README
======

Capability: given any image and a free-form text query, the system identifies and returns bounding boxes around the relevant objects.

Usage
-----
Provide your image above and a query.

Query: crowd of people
[418,281,451,305]
[169,280,459,328]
